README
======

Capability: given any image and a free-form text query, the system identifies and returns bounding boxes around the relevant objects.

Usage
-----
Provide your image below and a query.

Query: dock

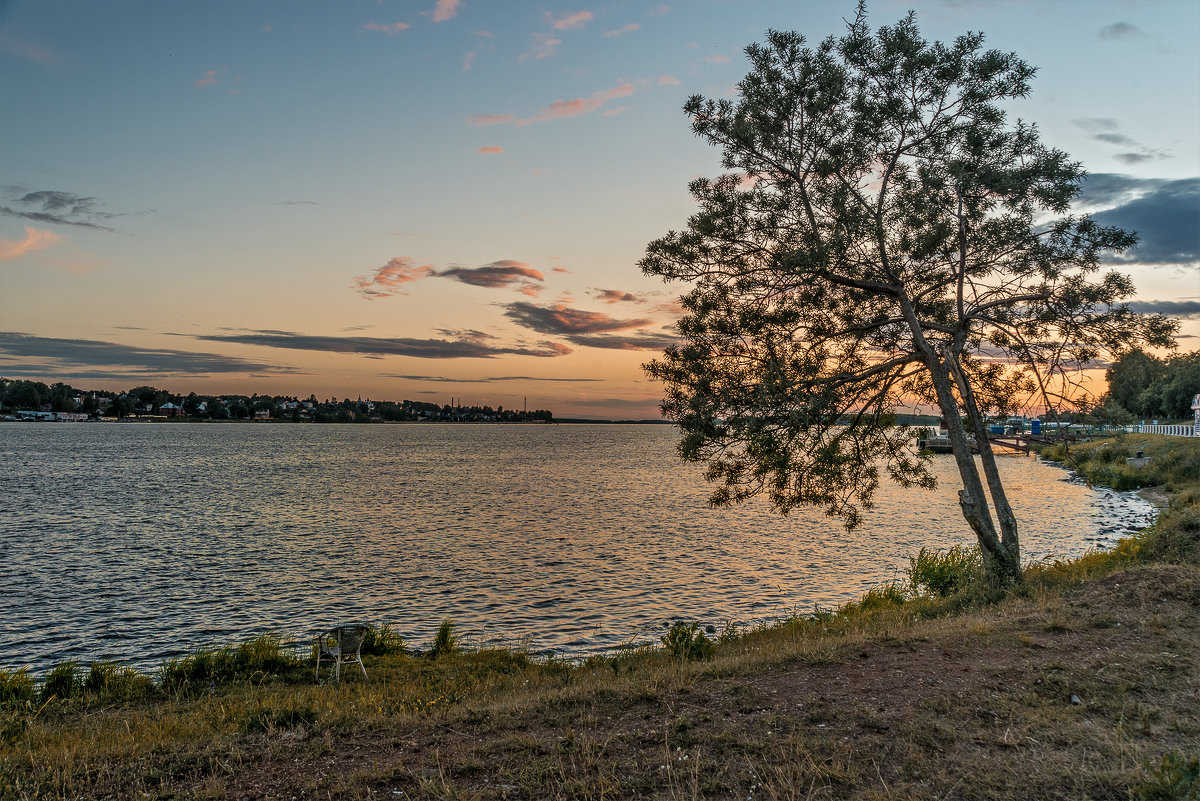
[917,433,1078,455]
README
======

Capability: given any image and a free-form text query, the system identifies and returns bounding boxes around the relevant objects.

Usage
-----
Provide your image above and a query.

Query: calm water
[0,422,1153,672]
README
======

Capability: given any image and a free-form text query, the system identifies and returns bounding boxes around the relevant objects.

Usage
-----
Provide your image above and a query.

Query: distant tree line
[1094,349,1200,422]
[0,379,555,423]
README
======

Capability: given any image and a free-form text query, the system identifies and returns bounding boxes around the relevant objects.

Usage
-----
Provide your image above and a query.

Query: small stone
[1070,695,1082,706]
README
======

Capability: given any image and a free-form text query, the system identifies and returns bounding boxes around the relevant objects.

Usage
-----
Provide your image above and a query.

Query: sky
[1,0,1197,420]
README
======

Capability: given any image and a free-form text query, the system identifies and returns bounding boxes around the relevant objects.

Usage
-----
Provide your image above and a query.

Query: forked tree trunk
[926,353,1023,582]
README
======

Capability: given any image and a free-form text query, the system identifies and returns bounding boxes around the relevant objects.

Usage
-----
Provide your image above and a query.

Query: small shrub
[908,545,984,598]
[430,620,459,659]
[0,668,35,706]
[360,623,406,657]
[661,621,714,662]
[1134,750,1200,800]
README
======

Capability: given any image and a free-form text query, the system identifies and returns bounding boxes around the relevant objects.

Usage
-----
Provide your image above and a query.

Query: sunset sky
[2,0,1197,419]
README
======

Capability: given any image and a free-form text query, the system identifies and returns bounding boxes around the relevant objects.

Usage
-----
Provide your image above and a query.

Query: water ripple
[0,423,1154,672]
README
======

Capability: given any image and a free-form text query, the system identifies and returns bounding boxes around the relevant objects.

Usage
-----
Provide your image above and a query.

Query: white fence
[1128,424,1200,437]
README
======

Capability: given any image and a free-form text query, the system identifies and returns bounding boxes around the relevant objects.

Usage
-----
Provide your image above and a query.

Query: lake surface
[0,422,1154,672]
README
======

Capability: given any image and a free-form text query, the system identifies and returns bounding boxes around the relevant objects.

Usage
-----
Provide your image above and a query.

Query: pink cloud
[604,23,639,37]
[466,112,514,127]
[548,10,593,30]
[363,21,411,34]
[552,266,572,274]
[704,54,731,64]
[195,70,218,87]
[656,75,681,86]
[432,0,460,22]
[519,32,561,61]
[648,5,670,15]
[0,227,62,262]
[474,146,504,154]
[515,81,634,126]
[263,25,273,33]
[601,106,628,117]
[593,289,642,304]
[438,260,545,292]
[354,257,436,298]
[463,49,477,71]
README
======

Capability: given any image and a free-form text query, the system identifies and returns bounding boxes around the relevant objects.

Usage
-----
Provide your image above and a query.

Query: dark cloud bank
[1079,175,1200,264]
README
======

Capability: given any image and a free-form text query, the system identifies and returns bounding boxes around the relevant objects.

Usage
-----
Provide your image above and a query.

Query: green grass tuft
[430,620,459,659]
[661,621,715,661]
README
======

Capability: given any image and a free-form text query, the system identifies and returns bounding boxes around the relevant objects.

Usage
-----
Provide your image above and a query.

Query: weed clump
[430,620,459,659]
[361,622,406,656]
[0,668,35,707]
[160,633,305,694]
[83,661,158,704]
[908,545,984,598]
[40,661,81,702]
[661,621,714,661]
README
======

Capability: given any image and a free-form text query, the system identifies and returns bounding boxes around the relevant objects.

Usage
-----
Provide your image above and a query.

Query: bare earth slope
[217,564,1199,801]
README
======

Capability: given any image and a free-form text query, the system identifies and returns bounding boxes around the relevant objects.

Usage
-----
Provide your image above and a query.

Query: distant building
[160,402,185,418]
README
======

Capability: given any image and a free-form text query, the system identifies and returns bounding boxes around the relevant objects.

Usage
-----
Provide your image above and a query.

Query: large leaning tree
[641,7,1176,583]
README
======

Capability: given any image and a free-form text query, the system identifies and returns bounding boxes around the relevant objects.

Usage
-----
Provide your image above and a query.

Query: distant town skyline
[2,0,1197,419]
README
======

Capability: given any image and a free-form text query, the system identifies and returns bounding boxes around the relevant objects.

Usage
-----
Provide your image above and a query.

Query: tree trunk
[925,353,1022,582]
[943,349,1022,578]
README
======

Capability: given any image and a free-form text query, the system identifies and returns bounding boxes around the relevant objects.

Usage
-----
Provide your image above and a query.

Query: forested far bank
[0,379,554,423]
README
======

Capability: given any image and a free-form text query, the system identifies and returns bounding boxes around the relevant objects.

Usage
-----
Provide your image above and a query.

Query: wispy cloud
[647,5,670,16]
[0,189,118,231]
[656,75,681,86]
[439,260,543,293]
[0,227,62,262]
[394,374,602,383]
[0,332,299,376]
[363,21,410,34]
[704,54,731,64]
[195,70,218,87]
[503,302,649,335]
[564,331,678,350]
[353,257,436,298]
[432,0,461,22]
[466,112,515,127]
[547,10,593,31]
[1099,22,1145,40]
[0,34,61,66]
[519,32,562,61]
[592,289,642,304]
[1073,118,1169,164]
[604,23,639,37]
[355,257,546,298]
[473,146,504,154]
[192,329,571,359]
[468,82,634,127]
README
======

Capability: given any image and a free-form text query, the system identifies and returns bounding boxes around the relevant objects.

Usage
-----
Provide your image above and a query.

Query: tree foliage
[641,7,1176,582]
[1104,349,1200,420]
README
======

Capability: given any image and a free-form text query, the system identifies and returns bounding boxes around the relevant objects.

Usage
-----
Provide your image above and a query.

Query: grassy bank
[3,435,1198,800]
